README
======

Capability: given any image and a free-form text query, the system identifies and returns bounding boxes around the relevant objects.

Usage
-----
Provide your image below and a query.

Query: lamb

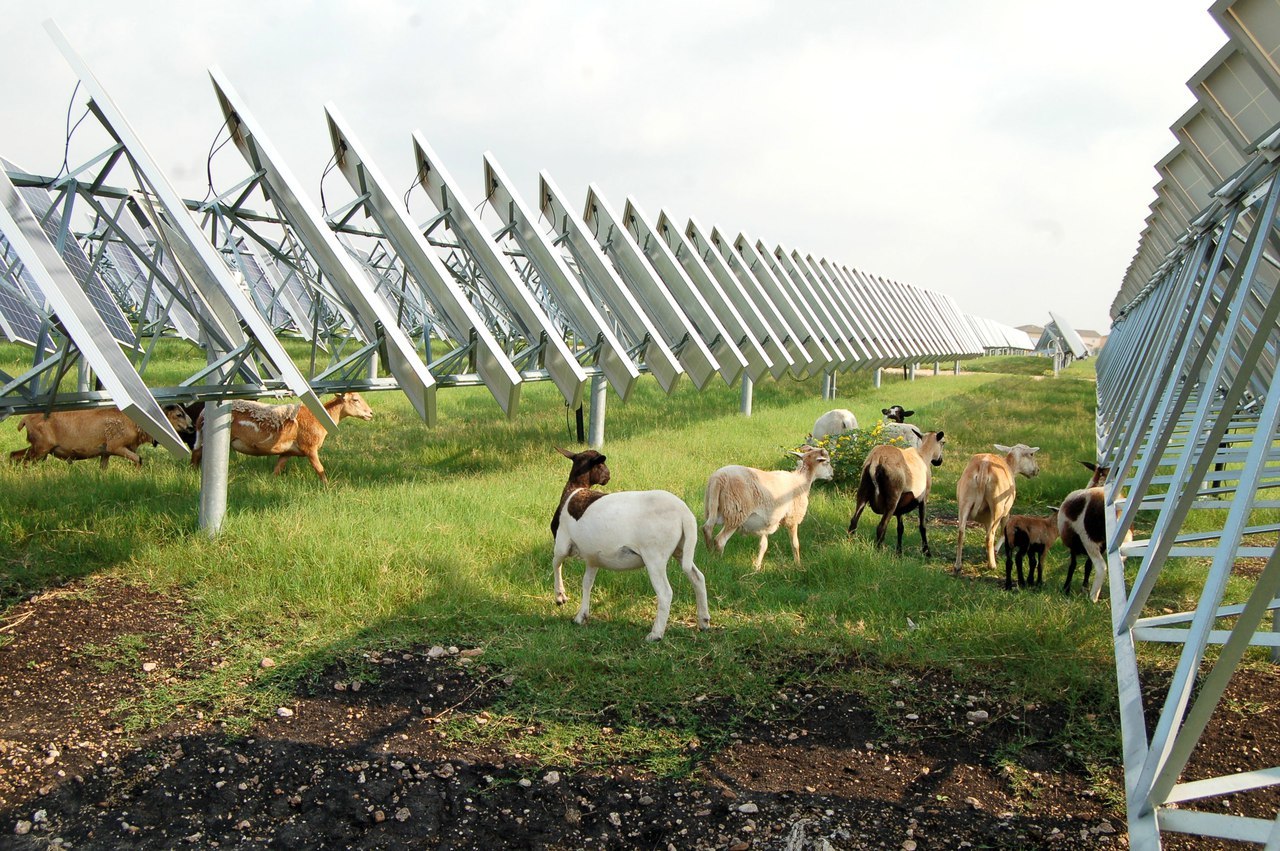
[953,444,1041,576]
[1059,461,1131,602]
[551,448,709,641]
[812,409,857,442]
[191,392,373,484]
[881,405,914,423]
[1003,513,1059,590]
[847,431,946,555]
[702,447,834,571]
[10,405,194,468]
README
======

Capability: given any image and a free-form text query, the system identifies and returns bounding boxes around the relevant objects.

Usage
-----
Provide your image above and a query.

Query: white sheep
[702,447,834,572]
[879,405,922,448]
[812,409,857,442]
[552,450,709,641]
[954,444,1041,576]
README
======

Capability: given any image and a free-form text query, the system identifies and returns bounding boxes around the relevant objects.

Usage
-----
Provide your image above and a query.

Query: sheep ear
[556,446,575,459]
[592,454,607,466]
[1029,446,1040,454]
[994,443,1012,454]
[788,450,804,458]
[880,408,890,416]
[934,430,944,441]
[1080,461,1098,472]
[904,410,915,417]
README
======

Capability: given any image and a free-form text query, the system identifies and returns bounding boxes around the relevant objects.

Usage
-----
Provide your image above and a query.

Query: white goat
[552,450,709,641]
[953,444,1041,576]
[1059,461,1131,603]
[812,409,857,442]
[702,447,834,572]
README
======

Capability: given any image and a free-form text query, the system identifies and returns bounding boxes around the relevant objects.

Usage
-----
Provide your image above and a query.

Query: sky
[0,1,1228,336]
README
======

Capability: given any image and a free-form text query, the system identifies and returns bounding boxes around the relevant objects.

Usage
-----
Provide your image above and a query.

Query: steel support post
[740,373,753,416]
[197,401,232,536]
[587,374,607,449]
[908,363,916,381]
[873,368,881,388]
[934,361,940,375]
[954,360,960,376]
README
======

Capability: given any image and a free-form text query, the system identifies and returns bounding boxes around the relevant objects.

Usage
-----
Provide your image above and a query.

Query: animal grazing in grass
[848,431,946,555]
[551,447,709,641]
[1003,513,1059,590]
[1059,461,1131,602]
[702,447,834,572]
[812,409,857,442]
[880,404,923,448]
[10,405,193,468]
[954,444,1041,576]
[190,392,373,484]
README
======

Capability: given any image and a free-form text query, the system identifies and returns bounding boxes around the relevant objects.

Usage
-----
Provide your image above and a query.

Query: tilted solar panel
[0,232,45,345]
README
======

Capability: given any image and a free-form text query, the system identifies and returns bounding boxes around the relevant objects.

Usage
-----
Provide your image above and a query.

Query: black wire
[58,81,86,180]
[318,150,339,216]
[201,116,235,205]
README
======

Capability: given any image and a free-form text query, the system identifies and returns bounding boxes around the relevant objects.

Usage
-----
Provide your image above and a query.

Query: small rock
[334,682,347,692]
[394,807,410,822]
[738,802,759,814]
[32,810,46,824]
[459,648,484,658]
[965,795,983,809]
[236,819,251,830]
[518,778,532,788]
[608,812,622,827]
[260,658,275,669]
[142,662,158,672]
[373,810,385,823]
[14,821,31,836]
[350,680,362,692]
[903,842,918,851]
[728,842,750,851]
[966,710,989,722]
[906,714,919,721]
[427,646,446,659]
[639,795,654,806]
[544,771,561,785]
[1098,821,1116,834]
[448,646,459,655]
[434,763,455,779]
[276,707,294,718]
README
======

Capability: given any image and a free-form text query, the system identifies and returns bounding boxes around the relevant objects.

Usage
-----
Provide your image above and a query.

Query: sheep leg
[304,452,329,485]
[644,559,674,641]
[1084,540,1108,603]
[917,502,930,557]
[574,564,599,625]
[1005,541,1016,590]
[552,550,568,606]
[1063,553,1078,594]
[894,514,905,555]
[110,447,143,468]
[749,534,769,573]
[953,507,969,575]
[273,456,290,476]
[787,522,801,567]
[984,525,999,572]
[1029,547,1042,586]
[874,512,892,549]
[681,562,711,631]
[713,523,737,557]
[701,516,717,552]
[848,493,869,536]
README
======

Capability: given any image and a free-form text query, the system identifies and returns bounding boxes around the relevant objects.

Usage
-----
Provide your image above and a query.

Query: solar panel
[0,231,46,345]
[15,184,136,347]
[731,233,832,376]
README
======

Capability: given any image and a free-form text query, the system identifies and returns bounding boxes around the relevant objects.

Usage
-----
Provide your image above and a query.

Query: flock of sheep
[551,405,1120,640]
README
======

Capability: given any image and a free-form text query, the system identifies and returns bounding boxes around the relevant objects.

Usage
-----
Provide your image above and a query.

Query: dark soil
[0,580,1274,849]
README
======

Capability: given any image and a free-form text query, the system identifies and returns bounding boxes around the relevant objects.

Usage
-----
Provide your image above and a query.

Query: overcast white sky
[0,1,1227,335]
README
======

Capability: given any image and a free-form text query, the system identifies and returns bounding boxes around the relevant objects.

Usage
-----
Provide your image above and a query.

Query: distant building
[1076,329,1108,351]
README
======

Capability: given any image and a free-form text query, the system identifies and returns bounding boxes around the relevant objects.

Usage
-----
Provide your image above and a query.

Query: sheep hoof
[698,618,711,631]
[555,594,567,606]
[645,632,663,642]
[573,614,587,625]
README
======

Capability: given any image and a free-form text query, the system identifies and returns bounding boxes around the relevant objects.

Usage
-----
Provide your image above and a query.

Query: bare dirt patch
[0,580,1273,849]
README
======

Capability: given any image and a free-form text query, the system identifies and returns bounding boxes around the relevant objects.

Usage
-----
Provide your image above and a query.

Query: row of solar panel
[0,24,1032,453]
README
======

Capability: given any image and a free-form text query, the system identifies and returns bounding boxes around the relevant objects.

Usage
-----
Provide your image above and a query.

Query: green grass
[960,354,1058,377]
[0,347,1251,788]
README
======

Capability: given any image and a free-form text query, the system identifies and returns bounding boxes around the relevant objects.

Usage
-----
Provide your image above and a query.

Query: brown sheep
[847,431,947,556]
[954,444,1040,576]
[191,392,373,484]
[1003,513,1059,590]
[10,405,193,468]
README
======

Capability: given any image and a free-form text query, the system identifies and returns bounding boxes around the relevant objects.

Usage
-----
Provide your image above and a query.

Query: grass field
[0,346,1251,787]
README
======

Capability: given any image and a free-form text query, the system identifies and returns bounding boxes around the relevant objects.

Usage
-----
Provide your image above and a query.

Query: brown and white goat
[954,444,1040,576]
[551,448,709,641]
[10,405,193,468]
[703,447,834,571]
[1003,513,1059,590]
[191,392,373,484]
[847,431,946,556]
[1059,461,1131,602]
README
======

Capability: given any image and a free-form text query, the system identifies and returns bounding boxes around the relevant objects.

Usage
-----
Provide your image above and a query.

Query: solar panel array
[0,231,47,345]
[1099,1,1280,846]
